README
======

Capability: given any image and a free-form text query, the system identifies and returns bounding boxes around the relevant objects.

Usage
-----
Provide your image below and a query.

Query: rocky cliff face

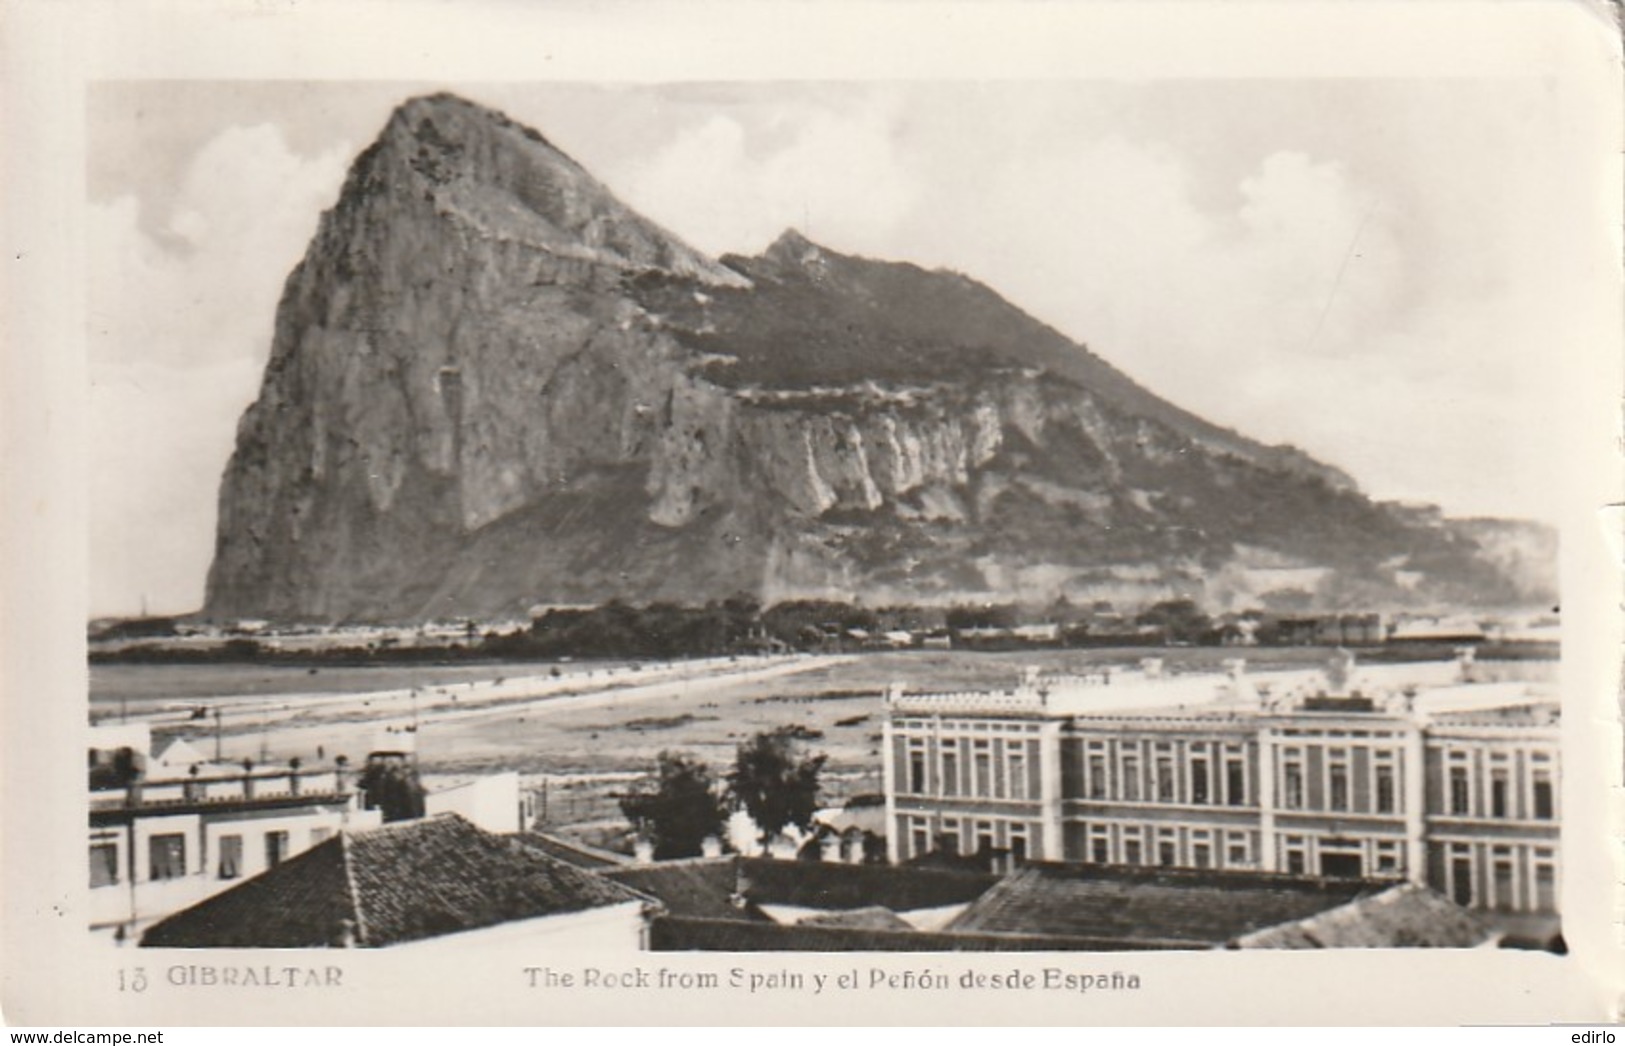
[204,93,1553,622]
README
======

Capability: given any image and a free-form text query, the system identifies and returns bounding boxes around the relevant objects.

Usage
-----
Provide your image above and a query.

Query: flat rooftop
[888,660,1555,724]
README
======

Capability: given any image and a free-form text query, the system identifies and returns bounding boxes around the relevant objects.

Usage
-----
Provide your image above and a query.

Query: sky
[86,78,1603,616]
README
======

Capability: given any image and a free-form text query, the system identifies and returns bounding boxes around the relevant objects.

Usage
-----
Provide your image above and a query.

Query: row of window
[894,718,1040,734]
[1081,821,1257,871]
[1443,841,1559,913]
[1276,744,1401,815]
[1070,739,1554,821]
[1074,825,1559,913]
[901,814,1033,865]
[898,813,1561,912]
[89,826,332,887]
[1083,739,1252,808]
[1275,833,1405,878]
[1075,821,1406,878]
[1441,748,1556,821]
[903,737,1034,801]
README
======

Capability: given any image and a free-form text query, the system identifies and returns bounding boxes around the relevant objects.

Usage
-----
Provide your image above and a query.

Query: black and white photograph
[4,0,1621,1028]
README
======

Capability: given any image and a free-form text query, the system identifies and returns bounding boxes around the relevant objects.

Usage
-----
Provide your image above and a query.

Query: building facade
[882,662,1559,920]
[90,761,382,942]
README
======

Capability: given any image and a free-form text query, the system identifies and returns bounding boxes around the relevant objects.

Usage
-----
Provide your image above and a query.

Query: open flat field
[92,646,1544,834]
[88,659,638,709]
[92,648,1355,779]
[90,645,1354,705]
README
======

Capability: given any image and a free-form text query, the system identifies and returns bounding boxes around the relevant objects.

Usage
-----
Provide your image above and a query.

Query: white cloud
[948,137,1402,412]
[616,102,917,258]
[89,124,350,370]
[88,124,351,615]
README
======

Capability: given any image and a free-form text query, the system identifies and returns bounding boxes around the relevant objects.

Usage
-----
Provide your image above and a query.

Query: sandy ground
[131,654,873,774]
[97,647,1515,781]
[97,650,1137,770]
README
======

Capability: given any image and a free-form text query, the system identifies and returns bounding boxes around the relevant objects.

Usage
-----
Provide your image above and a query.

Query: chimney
[1020,665,1041,689]
[124,773,145,809]
[700,836,722,858]
[334,755,351,793]
[1325,649,1355,696]
[633,836,655,865]
[1454,645,1477,683]
[884,683,904,705]
[820,835,842,862]
[1140,657,1163,680]
[730,864,753,909]
[116,747,146,807]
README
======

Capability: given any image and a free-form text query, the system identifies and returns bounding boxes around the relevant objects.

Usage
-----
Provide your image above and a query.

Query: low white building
[90,731,381,944]
[425,770,527,834]
[151,738,210,775]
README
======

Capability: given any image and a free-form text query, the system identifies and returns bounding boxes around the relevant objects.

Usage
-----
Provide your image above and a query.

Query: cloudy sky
[87,78,1602,616]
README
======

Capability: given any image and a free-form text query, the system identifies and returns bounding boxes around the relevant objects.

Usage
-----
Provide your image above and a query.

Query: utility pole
[410,688,420,766]
[213,707,223,762]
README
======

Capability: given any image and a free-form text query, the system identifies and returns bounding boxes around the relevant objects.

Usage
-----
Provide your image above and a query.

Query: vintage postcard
[3,0,1621,1027]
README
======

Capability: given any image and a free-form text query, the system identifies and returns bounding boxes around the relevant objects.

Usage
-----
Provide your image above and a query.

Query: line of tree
[507,597,770,660]
[94,595,1463,667]
[618,728,827,859]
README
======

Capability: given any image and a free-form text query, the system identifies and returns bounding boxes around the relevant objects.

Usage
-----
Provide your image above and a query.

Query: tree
[727,729,827,854]
[1134,598,1213,645]
[619,752,728,860]
[357,755,426,823]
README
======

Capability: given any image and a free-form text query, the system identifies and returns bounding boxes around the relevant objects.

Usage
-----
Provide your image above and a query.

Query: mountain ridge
[202,93,1552,622]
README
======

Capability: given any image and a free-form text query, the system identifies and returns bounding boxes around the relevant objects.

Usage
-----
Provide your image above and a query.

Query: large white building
[882,655,1560,934]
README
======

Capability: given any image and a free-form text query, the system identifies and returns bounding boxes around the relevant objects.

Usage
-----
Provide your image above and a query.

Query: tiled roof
[945,864,1376,945]
[142,814,642,948]
[514,831,628,870]
[142,829,357,949]
[799,906,915,931]
[602,857,999,922]
[649,916,1129,952]
[903,849,999,875]
[741,857,998,911]
[604,858,762,921]
[1229,883,1496,948]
